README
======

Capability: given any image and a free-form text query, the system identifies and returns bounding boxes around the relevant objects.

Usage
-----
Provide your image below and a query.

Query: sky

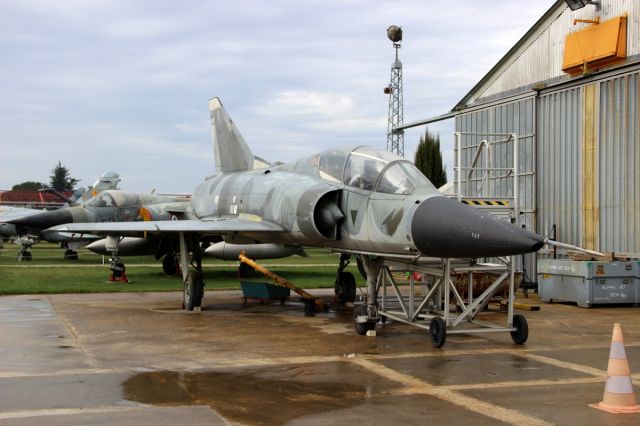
[0,0,556,194]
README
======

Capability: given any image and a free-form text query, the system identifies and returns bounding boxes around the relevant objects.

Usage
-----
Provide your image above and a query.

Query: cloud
[270,91,354,116]
[0,0,556,192]
[103,17,187,39]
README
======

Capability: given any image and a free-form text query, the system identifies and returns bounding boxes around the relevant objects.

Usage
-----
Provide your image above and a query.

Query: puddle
[123,364,398,425]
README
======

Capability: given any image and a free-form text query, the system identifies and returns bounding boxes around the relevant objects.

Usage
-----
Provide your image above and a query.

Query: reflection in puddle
[123,367,382,425]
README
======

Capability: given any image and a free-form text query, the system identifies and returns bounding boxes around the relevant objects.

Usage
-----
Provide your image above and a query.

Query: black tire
[340,272,357,304]
[183,271,201,311]
[194,280,204,308]
[510,314,528,345]
[356,256,367,280]
[162,255,177,276]
[335,272,357,305]
[18,252,32,261]
[353,305,375,335]
[64,250,78,261]
[430,317,447,348]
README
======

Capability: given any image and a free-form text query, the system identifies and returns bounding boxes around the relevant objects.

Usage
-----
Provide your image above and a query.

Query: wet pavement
[1,291,640,425]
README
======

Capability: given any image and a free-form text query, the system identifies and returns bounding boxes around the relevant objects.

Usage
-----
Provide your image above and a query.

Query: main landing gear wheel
[356,256,367,280]
[183,271,204,311]
[17,251,32,261]
[335,271,356,305]
[162,254,178,276]
[353,305,376,335]
[510,314,529,345]
[64,249,78,260]
[429,317,447,348]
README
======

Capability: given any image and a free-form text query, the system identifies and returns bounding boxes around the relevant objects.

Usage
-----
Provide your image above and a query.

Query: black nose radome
[411,197,544,258]
[8,209,75,230]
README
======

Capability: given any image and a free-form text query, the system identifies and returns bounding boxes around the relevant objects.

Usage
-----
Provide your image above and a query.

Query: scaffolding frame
[454,132,520,226]
[453,131,539,279]
[375,256,519,339]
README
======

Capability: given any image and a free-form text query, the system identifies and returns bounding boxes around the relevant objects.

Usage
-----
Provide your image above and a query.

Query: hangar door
[537,69,640,253]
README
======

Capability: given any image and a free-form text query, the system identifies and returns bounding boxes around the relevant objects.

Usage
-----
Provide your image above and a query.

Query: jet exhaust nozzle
[411,196,544,258]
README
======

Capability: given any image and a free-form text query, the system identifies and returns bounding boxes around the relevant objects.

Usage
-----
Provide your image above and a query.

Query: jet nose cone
[411,197,544,258]
[9,209,76,230]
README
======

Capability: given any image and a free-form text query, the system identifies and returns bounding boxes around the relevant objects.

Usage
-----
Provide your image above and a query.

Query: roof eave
[453,0,567,111]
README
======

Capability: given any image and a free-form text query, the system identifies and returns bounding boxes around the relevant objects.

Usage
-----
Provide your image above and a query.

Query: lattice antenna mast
[385,25,404,157]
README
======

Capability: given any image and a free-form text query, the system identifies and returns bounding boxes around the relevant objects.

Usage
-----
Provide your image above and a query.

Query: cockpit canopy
[86,190,140,208]
[308,146,438,195]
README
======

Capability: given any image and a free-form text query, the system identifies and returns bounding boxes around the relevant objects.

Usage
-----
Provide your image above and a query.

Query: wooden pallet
[489,301,541,312]
[566,251,640,262]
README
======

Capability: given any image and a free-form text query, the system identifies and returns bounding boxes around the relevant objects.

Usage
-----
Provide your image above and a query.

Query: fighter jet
[6,187,192,270]
[51,97,551,319]
[0,170,122,260]
[74,155,305,277]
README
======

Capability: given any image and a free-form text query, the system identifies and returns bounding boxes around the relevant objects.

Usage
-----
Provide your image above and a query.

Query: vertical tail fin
[79,170,121,202]
[209,97,254,173]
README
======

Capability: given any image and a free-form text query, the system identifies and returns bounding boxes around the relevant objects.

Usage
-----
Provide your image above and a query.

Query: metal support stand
[375,256,527,347]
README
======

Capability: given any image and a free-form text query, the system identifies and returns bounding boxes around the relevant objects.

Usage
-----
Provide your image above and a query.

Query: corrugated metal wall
[598,72,640,252]
[536,87,583,245]
[453,0,640,259]
[535,70,639,253]
[477,0,640,102]
[454,68,640,262]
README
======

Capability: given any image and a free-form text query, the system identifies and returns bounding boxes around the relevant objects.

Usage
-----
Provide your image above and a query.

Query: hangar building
[405,0,639,263]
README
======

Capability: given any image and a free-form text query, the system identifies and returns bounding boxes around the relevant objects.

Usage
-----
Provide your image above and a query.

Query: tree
[11,181,46,191]
[414,128,447,188]
[49,161,79,191]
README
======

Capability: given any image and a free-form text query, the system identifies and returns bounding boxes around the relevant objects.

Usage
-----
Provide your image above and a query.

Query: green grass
[0,243,362,295]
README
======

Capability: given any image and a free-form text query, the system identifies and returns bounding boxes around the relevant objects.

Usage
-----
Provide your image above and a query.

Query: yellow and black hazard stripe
[461,200,510,206]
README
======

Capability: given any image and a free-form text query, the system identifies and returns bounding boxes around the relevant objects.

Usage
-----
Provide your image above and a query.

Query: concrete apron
[0,291,639,425]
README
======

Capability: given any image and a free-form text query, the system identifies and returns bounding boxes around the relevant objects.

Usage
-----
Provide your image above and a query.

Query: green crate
[240,281,290,304]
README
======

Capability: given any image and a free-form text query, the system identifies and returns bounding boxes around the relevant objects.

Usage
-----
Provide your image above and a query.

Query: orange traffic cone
[590,323,640,413]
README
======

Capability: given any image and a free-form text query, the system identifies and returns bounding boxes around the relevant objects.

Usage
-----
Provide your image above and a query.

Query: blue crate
[240,281,290,304]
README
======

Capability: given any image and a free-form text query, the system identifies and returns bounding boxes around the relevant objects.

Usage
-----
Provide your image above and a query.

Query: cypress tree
[49,161,79,191]
[414,127,447,188]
